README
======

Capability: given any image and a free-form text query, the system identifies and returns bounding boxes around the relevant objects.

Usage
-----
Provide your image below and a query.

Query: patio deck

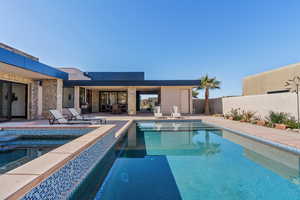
[1,114,300,151]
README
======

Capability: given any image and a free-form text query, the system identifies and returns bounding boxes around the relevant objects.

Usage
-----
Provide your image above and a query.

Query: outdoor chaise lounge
[154,106,165,119]
[68,108,106,124]
[48,110,98,125]
[171,106,183,119]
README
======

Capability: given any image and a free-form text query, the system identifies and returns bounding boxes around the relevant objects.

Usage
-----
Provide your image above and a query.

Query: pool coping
[0,124,104,130]
[0,124,115,200]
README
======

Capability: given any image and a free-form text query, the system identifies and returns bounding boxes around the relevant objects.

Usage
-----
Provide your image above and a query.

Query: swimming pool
[85,121,300,200]
[0,128,94,173]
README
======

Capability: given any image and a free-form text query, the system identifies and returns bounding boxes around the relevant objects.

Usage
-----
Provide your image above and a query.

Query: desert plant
[241,110,256,122]
[197,75,221,115]
[192,89,199,98]
[266,111,289,124]
[228,108,243,121]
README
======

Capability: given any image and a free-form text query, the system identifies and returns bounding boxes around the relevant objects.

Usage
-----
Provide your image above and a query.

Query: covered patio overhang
[0,46,69,121]
[64,80,199,115]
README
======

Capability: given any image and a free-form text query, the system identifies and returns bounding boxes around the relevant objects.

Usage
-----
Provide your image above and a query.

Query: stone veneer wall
[92,90,99,112]
[29,81,39,119]
[42,79,63,117]
[127,87,136,115]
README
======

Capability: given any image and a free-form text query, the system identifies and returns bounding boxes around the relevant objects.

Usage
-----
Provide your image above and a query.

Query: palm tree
[197,75,221,115]
[192,89,199,98]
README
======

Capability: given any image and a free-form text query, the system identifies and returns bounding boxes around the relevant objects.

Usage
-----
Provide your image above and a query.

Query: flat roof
[86,72,145,81]
[244,62,300,80]
[64,80,200,87]
[0,47,68,80]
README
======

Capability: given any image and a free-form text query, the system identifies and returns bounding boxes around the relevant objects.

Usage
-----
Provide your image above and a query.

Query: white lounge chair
[171,106,182,119]
[154,106,164,119]
[49,110,97,125]
[68,108,106,124]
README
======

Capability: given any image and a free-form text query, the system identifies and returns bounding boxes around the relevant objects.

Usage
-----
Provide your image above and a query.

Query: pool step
[0,145,17,152]
[0,135,19,142]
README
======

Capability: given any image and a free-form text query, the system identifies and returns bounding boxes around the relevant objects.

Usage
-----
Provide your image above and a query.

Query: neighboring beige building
[243,62,300,95]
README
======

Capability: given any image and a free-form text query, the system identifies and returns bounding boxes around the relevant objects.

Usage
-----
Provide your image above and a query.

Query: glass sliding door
[0,80,27,122]
[0,81,12,121]
[11,83,27,118]
[99,91,127,113]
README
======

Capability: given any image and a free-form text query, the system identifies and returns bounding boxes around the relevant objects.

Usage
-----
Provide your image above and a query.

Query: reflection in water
[222,129,300,184]
[192,130,221,157]
[95,121,300,200]
[0,147,53,173]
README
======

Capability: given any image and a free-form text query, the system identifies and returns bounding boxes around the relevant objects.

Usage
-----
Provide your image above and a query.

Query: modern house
[243,62,300,95]
[0,43,199,121]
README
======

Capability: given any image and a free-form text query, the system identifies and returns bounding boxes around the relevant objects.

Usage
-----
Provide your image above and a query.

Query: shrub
[285,118,300,129]
[266,111,289,124]
[265,111,300,129]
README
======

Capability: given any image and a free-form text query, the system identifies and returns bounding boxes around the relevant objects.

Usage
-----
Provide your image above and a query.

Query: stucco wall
[222,93,298,118]
[194,93,298,119]
[243,63,300,95]
[160,87,192,114]
[193,98,223,114]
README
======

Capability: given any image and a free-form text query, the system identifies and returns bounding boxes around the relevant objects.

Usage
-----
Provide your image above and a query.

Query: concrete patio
[1,114,300,152]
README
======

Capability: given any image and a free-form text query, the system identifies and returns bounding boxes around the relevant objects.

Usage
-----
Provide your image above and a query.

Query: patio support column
[74,86,80,112]
[189,88,193,114]
[29,81,39,120]
[92,90,99,112]
[42,79,63,118]
[128,87,136,115]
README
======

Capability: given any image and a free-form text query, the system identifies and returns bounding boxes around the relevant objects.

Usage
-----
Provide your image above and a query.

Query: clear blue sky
[1,0,300,97]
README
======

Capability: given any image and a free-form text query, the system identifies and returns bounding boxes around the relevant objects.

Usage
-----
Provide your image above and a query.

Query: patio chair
[48,110,97,125]
[68,108,106,124]
[171,106,182,119]
[154,106,164,118]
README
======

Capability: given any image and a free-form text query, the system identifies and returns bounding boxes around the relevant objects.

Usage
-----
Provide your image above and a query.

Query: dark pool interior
[0,129,93,173]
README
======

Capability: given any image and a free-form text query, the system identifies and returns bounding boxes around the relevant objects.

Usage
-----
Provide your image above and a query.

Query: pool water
[93,121,300,200]
[0,128,93,173]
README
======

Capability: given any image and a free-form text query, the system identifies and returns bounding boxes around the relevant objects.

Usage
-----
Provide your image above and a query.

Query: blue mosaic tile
[21,121,129,200]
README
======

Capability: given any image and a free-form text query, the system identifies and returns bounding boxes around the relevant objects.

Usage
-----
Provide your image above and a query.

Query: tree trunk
[204,88,210,115]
